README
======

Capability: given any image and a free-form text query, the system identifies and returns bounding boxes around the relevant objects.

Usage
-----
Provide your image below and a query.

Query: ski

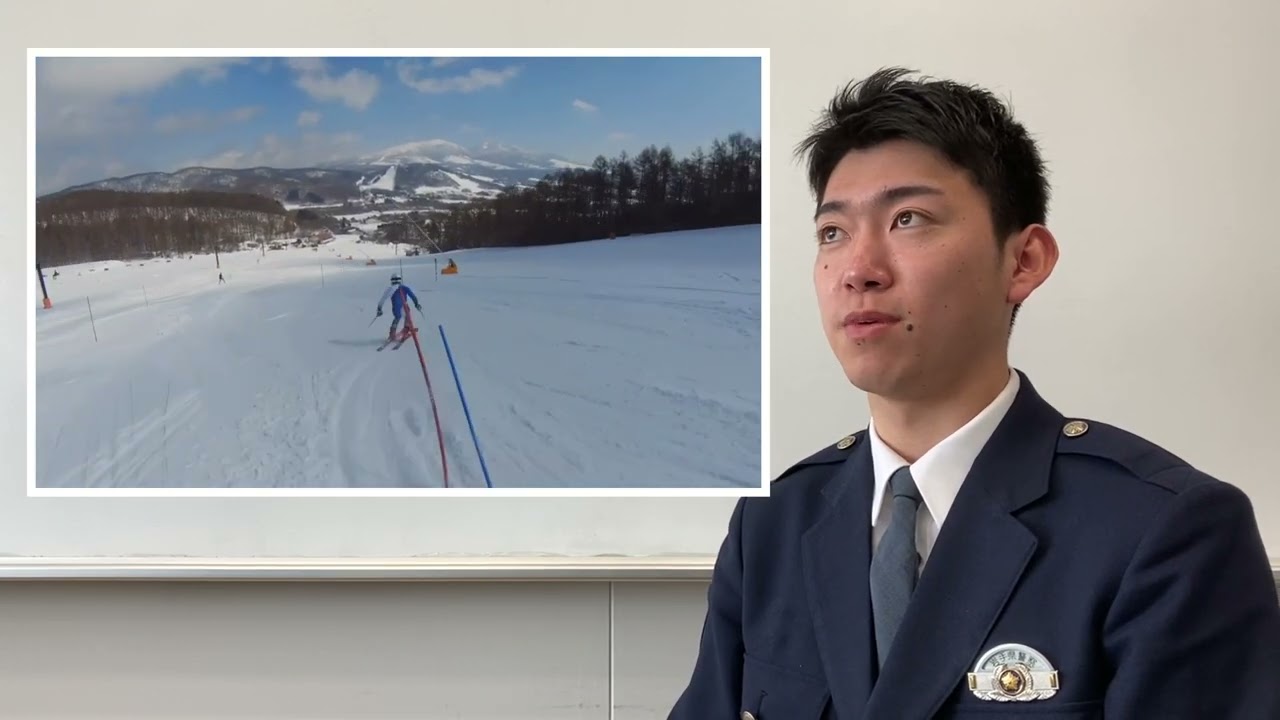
[376,330,412,351]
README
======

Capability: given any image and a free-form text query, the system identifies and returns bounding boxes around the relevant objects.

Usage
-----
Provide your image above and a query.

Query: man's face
[812,140,1016,401]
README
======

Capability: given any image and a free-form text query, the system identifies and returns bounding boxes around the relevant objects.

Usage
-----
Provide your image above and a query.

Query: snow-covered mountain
[45,139,592,209]
[355,139,588,172]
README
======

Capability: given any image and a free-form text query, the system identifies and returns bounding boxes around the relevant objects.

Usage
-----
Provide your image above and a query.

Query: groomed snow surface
[35,225,762,489]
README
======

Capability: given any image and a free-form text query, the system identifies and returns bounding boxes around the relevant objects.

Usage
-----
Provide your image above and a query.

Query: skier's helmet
[390,274,402,285]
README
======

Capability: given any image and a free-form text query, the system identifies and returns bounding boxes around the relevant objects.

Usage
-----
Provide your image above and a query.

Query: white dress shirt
[868,369,1020,572]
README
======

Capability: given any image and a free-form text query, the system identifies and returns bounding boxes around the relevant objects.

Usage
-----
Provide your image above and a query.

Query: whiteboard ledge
[1,557,1277,586]
[0,556,718,581]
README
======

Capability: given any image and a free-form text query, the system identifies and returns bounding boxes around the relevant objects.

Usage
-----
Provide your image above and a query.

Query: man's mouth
[842,311,900,338]
[843,311,900,326]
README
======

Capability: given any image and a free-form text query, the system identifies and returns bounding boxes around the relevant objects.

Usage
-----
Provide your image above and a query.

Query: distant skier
[218,272,226,284]
[376,273,422,342]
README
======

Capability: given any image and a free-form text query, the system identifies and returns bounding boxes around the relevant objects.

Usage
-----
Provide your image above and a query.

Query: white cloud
[37,57,249,101]
[572,99,598,113]
[226,106,260,122]
[36,57,249,144]
[39,156,96,194]
[185,131,365,169]
[37,155,134,195]
[285,57,326,74]
[189,148,247,169]
[152,113,203,134]
[297,110,321,127]
[287,59,379,110]
[153,105,262,134]
[396,60,521,94]
[39,101,142,142]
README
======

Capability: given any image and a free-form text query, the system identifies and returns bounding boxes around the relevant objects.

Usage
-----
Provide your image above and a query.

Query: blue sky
[34,54,762,195]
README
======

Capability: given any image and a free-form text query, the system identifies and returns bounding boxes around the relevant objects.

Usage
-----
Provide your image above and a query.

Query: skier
[376,273,422,342]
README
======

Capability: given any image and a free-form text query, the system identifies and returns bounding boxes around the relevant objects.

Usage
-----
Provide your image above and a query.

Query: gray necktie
[869,466,923,669]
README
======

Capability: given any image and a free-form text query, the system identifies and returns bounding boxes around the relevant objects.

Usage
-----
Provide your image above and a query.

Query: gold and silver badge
[967,643,1059,702]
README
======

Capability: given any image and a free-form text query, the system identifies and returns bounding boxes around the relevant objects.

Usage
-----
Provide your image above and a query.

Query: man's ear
[1006,224,1059,305]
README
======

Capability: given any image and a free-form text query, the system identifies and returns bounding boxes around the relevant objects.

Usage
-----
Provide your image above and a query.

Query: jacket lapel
[801,437,877,720]
[862,372,1064,719]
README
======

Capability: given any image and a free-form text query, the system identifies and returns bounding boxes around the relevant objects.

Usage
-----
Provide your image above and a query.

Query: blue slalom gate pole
[438,323,492,488]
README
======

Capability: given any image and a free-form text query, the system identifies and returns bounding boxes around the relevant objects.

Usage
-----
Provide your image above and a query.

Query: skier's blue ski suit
[377,280,420,339]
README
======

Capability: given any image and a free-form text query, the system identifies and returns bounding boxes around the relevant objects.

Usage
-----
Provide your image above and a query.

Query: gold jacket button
[1062,420,1089,437]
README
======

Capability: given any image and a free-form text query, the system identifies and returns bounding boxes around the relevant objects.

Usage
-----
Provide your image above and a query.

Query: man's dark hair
[794,67,1051,328]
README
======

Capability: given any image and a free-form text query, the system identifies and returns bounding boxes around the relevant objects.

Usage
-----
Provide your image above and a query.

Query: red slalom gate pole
[401,290,449,487]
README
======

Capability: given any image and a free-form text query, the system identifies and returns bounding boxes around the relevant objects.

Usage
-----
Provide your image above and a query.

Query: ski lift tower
[408,216,445,255]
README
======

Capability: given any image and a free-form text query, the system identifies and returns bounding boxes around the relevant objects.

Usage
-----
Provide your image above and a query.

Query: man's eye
[818,226,845,243]
[893,211,921,228]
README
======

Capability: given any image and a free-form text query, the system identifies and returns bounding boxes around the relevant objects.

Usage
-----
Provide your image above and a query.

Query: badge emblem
[967,643,1059,702]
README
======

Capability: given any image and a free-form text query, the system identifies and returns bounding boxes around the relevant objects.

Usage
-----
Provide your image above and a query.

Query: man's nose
[840,239,893,292]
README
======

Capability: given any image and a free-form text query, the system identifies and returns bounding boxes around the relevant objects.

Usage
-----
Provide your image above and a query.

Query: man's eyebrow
[813,184,945,221]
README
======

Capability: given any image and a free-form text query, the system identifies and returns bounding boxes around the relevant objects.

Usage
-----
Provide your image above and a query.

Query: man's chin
[838,362,892,396]
[839,355,921,396]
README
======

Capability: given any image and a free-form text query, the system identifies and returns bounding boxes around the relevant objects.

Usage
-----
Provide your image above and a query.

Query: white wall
[5,0,1278,717]
[765,0,1280,554]
[0,581,711,719]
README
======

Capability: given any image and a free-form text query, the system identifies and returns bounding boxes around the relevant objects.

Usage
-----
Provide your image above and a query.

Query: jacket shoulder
[772,429,864,484]
[1054,417,1212,494]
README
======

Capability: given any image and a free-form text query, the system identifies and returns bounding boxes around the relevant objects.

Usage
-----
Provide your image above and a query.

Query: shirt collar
[868,368,1020,528]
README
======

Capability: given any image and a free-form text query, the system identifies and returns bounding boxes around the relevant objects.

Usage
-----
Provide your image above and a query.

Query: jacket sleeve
[667,498,747,719]
[377,286,393,309]
[407,287,419,304]
[1102,476,1280,717]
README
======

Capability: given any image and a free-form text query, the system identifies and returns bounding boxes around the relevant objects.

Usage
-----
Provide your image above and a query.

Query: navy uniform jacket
[669,372,1280,719]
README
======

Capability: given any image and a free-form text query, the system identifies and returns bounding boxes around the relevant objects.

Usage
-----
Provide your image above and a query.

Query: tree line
[36,131,761,263]
[36,189,296,266]
[404,132,761,252]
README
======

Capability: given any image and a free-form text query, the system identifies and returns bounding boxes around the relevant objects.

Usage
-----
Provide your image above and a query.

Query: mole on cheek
[906,324,914,332]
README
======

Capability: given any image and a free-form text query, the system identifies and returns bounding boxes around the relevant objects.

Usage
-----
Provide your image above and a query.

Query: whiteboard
[6,45,764,579]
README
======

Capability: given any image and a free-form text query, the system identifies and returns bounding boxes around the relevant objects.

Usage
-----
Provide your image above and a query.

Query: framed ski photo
[28,48,765,497]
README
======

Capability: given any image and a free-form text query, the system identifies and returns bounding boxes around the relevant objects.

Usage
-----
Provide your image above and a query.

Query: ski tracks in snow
[35,226,762,489]
[49,385,203,488]
[331,331,484,488]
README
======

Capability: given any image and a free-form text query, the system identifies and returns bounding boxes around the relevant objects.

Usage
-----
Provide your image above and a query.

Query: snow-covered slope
[34,225,762,490]
[359,139,587,172]
[362,139,473,165]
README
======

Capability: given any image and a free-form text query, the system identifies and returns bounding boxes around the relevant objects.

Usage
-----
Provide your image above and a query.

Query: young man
[376,273,422,342]
[669,68,1280,719]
